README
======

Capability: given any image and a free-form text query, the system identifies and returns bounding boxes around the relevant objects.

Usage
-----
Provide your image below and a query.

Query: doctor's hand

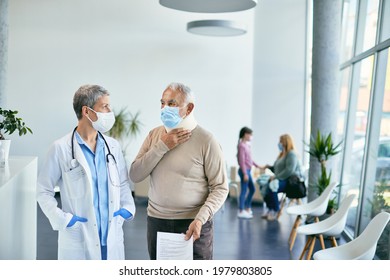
[185,219,202,242]
[161,128,192,150]
[113,208,132,219]
[67,215,88,228]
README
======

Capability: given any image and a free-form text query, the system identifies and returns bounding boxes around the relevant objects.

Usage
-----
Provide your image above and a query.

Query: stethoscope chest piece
[70,159,78,169]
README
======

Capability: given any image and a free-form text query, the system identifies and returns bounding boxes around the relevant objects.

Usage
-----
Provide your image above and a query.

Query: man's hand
[185,219,203,241]
[161,128,192,150]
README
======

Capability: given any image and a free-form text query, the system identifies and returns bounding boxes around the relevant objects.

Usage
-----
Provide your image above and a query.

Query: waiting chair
[222,164,239,213]
[296,194,356,260]
[286,182,338,251]
[313,211,390,260]
[228,165,240,206]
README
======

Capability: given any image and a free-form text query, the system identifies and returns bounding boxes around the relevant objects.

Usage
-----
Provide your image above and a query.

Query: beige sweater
[129,125,228,224]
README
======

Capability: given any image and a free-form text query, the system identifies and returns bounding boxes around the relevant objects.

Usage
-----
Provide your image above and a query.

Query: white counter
[0,156,38,260]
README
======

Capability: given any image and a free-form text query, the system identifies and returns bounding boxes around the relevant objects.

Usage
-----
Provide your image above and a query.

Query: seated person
[260,134,302,221]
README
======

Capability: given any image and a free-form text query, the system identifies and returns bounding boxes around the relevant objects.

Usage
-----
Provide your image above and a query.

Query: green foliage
[108,107,142,141]
[317,165,332,196]
[0,108,33,140]
[307,130,343,164]
[369,180,390,218]
[368,180,390,259]
[306,130,343,210]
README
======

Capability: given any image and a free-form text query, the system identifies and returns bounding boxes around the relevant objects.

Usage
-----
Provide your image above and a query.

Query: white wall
[6,1,255,169]
[5,1,307,173]
[251,0,307,166]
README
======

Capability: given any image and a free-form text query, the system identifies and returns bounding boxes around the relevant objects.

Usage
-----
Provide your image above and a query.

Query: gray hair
[167,82,194,104]
[73,85,109,120]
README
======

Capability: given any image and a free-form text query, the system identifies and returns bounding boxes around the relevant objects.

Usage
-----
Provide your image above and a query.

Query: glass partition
[371,52,390,259]
[341,0,358,62]
[343,56,375,234]
[355,0,380,54]
[380,0,390,42]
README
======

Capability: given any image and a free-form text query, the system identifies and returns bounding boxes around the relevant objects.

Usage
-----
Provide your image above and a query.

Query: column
[0,0,8,107]
[309,0,342,201]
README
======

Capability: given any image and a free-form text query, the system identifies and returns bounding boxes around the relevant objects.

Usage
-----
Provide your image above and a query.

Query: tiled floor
[36,194,344,260]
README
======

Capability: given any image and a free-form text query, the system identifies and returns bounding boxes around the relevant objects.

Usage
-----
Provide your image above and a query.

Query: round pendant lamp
[187,20,246,36]
[160,0,257,13]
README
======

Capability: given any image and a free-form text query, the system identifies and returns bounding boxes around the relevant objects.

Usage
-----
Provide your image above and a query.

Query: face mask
[87,107,115,133]
[160,106,184,128]
[278,142,284,151]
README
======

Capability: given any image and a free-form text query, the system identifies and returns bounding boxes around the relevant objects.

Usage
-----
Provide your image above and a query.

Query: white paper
[156,232,193,260]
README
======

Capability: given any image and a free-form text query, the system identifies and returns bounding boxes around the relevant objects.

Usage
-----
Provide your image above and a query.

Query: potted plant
[107,107,142,197]
[107,107,143,160]
[0,107,33,163]
[306,130,343,214]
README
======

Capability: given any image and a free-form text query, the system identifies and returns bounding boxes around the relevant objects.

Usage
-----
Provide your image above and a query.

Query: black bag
[285,175,306,199]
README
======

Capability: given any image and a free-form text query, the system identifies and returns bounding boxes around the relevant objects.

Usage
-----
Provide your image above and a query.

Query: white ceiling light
[187,20,246,37]
[160,0,257,13]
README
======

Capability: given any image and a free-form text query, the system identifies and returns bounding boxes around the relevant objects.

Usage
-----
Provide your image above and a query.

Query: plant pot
[0,139,11,162]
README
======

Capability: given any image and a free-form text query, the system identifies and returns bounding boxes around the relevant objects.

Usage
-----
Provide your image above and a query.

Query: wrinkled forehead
[161,88,185,104]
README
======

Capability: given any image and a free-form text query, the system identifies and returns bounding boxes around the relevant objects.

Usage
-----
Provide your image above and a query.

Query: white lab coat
[37,131,136,260]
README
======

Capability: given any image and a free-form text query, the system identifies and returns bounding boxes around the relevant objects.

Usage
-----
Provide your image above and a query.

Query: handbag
[285,174,306,199]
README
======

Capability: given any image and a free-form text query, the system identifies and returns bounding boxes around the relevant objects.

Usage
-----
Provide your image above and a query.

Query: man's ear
[187,103,194,115]
[82,106,90,118]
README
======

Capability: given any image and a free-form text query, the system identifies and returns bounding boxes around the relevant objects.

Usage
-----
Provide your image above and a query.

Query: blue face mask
[160,106,183,128]
[278,142,284,151]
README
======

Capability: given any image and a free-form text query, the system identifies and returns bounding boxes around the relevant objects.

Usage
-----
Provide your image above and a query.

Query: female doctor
[37,85,135,260]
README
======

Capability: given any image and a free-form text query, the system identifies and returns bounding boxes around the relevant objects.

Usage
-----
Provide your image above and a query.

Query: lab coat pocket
[63,222,84,244]
[112,215,125,243]
[63,165,87,199]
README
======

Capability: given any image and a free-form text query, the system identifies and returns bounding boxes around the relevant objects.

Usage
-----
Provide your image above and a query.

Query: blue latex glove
[113,208,132,219]
[67,215,88,227]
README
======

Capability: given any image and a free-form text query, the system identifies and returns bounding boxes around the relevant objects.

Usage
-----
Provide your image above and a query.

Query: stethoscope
[71,127,120,187]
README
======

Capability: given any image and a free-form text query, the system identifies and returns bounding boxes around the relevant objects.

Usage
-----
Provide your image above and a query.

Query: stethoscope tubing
[71,127,116,164]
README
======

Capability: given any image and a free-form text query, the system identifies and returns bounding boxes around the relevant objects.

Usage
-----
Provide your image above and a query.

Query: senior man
[130,82,228,260]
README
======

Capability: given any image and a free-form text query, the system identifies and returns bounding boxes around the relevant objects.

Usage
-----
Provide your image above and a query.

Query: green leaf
[0,107,33,139]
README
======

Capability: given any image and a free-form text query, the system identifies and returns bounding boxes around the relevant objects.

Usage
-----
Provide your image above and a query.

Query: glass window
[355,0,380,54]
[343,56,375,234]
[380,0,390,42]
[341,0,358,62]
[371,52,390,260]
[335,67,352,183]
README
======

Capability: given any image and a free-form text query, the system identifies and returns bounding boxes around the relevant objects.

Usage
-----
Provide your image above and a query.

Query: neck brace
[164,112,198,132]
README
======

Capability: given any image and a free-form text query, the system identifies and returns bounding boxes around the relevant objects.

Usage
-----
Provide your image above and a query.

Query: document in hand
[156,232,193,260]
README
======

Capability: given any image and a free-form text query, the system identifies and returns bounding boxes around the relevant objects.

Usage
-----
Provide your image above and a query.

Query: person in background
[37,85,136,259]
[260,133,301,221]
[236,127,260,219]
[129,82,228,260]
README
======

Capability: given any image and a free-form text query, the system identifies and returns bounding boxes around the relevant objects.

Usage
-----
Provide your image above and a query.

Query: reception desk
[0,156,38,260]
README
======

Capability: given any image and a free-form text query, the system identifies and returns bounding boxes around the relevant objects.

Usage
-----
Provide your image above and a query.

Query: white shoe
[246,209,253,216]
[237,210,253,219]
